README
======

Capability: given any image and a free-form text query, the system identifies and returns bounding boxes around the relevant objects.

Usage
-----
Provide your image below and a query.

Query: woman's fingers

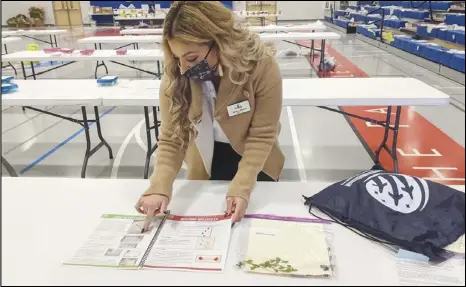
[226,197,234,215]
[136,194,171,232]
[231,197,248,223]
[160,198,169,214]
[135,198,145,215]
[144,205,159,231]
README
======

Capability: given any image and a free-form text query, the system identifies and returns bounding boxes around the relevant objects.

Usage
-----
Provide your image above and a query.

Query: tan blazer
[144,56,284,202]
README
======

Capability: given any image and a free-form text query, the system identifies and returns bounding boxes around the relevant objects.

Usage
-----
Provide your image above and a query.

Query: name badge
[227,100,251,117]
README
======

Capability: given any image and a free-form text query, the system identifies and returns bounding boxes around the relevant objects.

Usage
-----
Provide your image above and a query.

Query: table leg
[373,106,402,173]
[103,61,109,74]
[30,62,37,80]
[80,106,114,178]
[1,156,18,177]
[94,106,114,160]
[157,61,161,79]
[94,61,109,79]
[391,106,402,173]
[48,36,54,65]
[152,106,159,141]
[6,62,18,76]
[20,62,27,111]
[3,44,17,76]
[21,62,27,80]
[144,106,153,179]
[374,106,392,164]
[319,40,326,71]
[81,106,92,178]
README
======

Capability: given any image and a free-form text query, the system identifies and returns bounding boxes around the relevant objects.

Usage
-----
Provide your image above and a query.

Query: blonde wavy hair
[162,1,275,144]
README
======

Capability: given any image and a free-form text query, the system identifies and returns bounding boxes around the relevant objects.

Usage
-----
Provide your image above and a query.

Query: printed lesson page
[143,214,232,272]
[64,214,164,269]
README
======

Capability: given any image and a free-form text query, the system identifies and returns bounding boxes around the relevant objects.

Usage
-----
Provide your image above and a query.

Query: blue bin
[423,45,446,63]
[336,19,349,28]
[430,27,440,38]
[446,30,456,43]
[456,31,465,46]
[446,14,465,26]
[401,1,412,8]
[437,29,448,41]
[432,1,452,11]
[411,41,428,55]
[334,10,347,17]
[440,52,454,67]
[450,54,465,73]
[416,25,429,37]
[400,38,413,51]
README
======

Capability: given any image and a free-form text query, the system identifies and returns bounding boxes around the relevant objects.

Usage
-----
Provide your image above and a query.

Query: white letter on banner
[364,108,395,115]
[412,167,465,182]
[398,149,442,157]
[365,122,410,128]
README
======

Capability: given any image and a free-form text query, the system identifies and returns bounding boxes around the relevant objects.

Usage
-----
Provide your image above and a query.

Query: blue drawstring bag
[303,165,465,262]
[319,56,336,72]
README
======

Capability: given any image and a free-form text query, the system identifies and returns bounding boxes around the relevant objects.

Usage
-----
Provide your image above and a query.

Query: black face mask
[182,42,218,82]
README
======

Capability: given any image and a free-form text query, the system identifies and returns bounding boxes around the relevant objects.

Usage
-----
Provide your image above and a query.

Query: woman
[135,1,284,224]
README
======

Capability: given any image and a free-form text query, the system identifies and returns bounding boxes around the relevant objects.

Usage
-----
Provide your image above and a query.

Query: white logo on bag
[363,174,429,214]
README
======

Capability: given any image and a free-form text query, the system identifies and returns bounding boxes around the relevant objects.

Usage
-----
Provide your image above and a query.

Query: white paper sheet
[143,215,232,272]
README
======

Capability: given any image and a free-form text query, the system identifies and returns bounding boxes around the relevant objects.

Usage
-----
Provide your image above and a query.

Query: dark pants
[210,141,275,182]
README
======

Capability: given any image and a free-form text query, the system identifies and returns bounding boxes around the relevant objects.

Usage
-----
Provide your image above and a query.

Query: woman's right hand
[135,194,169,219]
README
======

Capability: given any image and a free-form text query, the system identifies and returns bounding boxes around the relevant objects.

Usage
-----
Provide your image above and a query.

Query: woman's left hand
[226,196,248,223]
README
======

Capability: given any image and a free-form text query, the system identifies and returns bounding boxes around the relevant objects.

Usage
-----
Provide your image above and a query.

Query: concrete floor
[1,24,465,181]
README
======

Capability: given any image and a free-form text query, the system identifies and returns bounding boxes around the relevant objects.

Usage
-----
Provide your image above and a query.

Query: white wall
[233,1,246,12]
[2,1,55,25]
[2,1,91,26]
[277,1,327,21]
[232,1,326,21]
[80,1,91,24]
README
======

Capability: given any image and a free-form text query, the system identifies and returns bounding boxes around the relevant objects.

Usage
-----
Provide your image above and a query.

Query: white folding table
[100,77,449,178]
[2,178,464,286]
[1,80,113,178]
[118,23,327,35]
[78,35,163,51]
[120,28,163,35]
[114,14,166,21]
[114,14,166,27]
[234,12,283,26]
[261,32,341,70]
[249,23,326,32]
[1,29,67,47]
[1,49,164,79]
[1,78,450,179]
[77,32,340,71]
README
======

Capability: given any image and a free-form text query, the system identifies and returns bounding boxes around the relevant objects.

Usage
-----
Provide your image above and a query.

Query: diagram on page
[64,214,163,269]
[143,215,232,272]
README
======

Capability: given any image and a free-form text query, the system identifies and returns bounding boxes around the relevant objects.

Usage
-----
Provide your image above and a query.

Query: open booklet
[64,212,232,272]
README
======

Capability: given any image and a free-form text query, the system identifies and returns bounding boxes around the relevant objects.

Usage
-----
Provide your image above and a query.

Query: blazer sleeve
[143,77,188,200]
[227,57,283,201]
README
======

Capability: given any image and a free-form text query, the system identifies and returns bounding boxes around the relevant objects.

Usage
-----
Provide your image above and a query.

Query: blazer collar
[188,66,243,122]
